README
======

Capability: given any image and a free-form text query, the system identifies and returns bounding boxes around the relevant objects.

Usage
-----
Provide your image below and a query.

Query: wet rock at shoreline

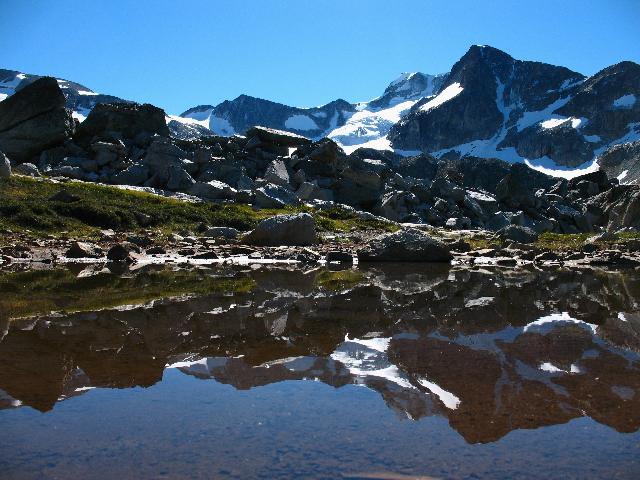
[357,228,452,262]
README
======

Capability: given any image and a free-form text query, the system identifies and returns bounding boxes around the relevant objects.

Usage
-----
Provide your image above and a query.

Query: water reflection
[0,264,639,447]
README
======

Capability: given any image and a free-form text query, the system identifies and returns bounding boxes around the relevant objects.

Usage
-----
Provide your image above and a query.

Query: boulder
[167,165,195,191]
[75,102,169,144]
[13,162,40,177]
[243,213,318,246]
[0,152,10,178]
[189,180,237,201]
[264,159,291,187]
[0,77,74,162]
[254,183,300,208]
[107,242,139,262]
[245,126,312,148]
[66,241,102,259]
[203,227,240,240]
[497,225,539,244]
[357,228,453,262]
[112,163,150,186]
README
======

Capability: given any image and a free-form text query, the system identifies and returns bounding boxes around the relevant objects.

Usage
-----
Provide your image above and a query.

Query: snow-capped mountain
[180,95,355,139]
[177,71,447,153]
[389,46,640,178]
[2,44,639,182]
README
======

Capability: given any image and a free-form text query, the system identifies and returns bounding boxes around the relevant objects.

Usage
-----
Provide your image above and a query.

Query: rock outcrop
[0,77,74,162]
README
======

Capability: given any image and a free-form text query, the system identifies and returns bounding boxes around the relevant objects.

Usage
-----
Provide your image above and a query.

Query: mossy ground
[0,176,394,244]
[0,267,256,320]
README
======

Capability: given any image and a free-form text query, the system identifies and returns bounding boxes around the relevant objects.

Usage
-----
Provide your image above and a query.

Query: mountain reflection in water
[1,263,639,448]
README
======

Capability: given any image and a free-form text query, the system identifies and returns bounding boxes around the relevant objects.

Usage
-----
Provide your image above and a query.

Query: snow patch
[284,114,319,131]
[540,117,584,129]
[417,378,461,409]
[517,96,572,131]
[524,157,600,179]
[419,82,463,113]
[613,94,636,109]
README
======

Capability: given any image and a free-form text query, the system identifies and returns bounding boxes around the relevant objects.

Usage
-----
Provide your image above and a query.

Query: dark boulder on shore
[358,228,453,262]
[0,77,74,162]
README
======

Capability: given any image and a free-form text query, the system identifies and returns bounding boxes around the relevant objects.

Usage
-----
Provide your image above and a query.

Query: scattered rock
[497,225,539,244]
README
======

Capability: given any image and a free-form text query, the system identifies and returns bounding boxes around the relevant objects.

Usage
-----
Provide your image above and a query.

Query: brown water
[1,264,639,479]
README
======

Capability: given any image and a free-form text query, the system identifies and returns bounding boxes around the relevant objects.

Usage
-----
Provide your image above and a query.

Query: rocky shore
[2,210,639,272]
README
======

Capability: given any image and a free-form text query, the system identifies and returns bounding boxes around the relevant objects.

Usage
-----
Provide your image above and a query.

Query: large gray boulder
[243,213,317,246]
[0,77,74,162]
[112,163,150,186]
[0,151,10,178]
[254,183,300,208]
[264,159,291,187]
[357,228,453,262]
[189,180,237,200]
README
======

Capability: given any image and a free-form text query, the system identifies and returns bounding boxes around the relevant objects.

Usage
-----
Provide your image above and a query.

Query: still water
[1,264,639,479]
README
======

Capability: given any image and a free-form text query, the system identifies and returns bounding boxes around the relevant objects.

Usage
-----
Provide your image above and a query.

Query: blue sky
[2,0,639,114]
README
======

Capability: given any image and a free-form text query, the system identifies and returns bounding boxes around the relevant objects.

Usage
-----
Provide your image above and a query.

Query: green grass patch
[310,207,398,233]
[0,267,256,320]
[0,177,393,241]
[535,232,592,251]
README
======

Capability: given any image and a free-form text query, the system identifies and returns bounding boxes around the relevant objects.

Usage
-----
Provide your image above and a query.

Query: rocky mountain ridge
[2,45,638,183]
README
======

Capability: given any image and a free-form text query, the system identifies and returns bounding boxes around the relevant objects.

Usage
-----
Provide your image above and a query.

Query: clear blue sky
[2,0,639,114]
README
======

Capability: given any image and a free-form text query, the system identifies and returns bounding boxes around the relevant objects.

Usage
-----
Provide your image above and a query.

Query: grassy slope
[0,176,395,243]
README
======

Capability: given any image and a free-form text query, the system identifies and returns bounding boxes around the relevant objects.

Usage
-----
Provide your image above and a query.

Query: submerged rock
[357,228,452,262]
[244,213,317,246]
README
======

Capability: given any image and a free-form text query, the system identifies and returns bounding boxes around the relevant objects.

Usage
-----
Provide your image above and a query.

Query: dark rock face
[593,185,640,230]
[389,45,584,153]
[556,61,640,141]
[598,141,640,185]
[0,77,74,162]
[511,123,594,167]
[358,228,453,262]
[75,102,169,144]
